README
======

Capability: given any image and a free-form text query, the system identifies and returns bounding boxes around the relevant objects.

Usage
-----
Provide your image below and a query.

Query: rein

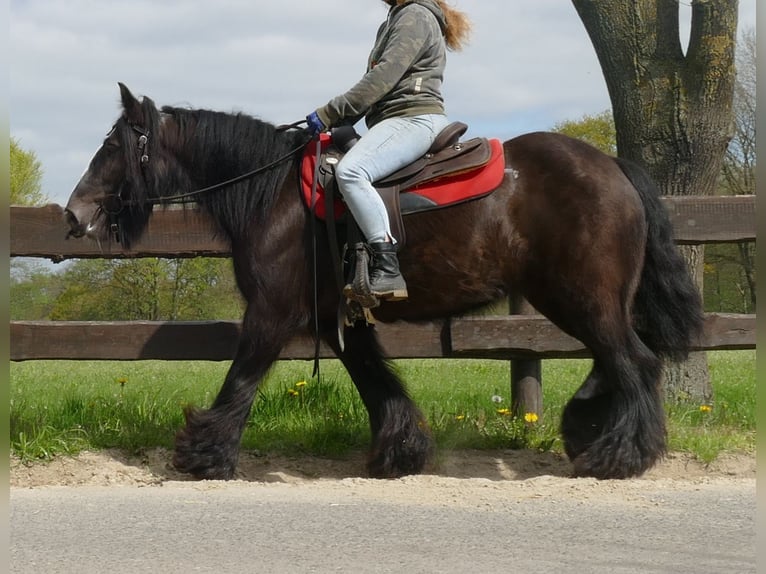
[99,119,309,242]
[155,144,309,205]
[100,119,309,240]
[122,120,309,208]
[107,117,330,378]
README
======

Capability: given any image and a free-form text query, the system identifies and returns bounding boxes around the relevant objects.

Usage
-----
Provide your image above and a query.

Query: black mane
[120,98,311,241]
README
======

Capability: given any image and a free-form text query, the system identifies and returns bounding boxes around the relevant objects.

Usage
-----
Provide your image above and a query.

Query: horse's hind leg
[522,254,665,478]
[329,323,433,478]
[561,333,665,479]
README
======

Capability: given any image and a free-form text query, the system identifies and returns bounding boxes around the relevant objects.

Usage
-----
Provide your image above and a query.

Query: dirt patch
[9,448,755,489]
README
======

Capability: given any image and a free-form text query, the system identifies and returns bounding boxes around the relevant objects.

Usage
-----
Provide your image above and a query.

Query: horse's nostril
[63,208,84,238]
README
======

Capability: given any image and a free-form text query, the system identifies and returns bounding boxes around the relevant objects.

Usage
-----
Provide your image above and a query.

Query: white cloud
[10,0,756,205]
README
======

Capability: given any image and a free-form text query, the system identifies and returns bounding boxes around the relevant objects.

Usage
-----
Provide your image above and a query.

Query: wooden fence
[10,197,756,415]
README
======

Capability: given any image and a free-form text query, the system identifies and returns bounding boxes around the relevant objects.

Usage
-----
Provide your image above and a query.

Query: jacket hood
[396,0,447,34]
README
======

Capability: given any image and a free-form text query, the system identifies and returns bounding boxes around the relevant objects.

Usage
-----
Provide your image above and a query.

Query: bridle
[97,116,330,378]
[98,119,310,238]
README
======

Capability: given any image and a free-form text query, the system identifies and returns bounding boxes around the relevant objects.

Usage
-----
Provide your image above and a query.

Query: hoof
[172,447,237,480]
[567,432,665,479]
[366,419,433,479]
[173,407,241,480]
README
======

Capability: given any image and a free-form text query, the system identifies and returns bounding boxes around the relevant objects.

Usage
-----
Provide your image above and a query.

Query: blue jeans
[335,113,451,244]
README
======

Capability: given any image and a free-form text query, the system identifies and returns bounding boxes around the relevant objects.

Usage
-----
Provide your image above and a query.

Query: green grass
[10,351,755,465]
[665,351,756,462]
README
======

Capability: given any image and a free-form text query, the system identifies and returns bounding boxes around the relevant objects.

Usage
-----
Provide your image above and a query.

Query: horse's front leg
[173,311,294,480]
[328,322,433,478]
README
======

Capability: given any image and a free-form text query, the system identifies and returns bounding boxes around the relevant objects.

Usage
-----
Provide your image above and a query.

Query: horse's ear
[118,82,143,123]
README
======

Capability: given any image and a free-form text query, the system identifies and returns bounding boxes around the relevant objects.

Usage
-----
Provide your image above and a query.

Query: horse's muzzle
[63,208,86,239]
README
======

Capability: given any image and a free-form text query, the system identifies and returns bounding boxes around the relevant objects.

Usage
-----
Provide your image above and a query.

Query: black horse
[64,83,704,480]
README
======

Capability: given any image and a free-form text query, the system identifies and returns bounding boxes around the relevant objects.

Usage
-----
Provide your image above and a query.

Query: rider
[306,0,472,305]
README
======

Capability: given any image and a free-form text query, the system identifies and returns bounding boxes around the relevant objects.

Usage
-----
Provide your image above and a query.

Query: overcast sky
[10,0,756,206]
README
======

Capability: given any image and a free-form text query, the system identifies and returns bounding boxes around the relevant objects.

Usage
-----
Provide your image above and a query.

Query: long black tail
[614,157,705,361]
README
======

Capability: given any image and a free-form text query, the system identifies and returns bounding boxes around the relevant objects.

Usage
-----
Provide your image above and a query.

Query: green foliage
[722,27,755,196]
[715,27,756,311]
[44,258,245,321]
[704,244,756,313]
[162,258,245,320]
[10,260,65,320]
[11,257,245,321]
[10,352,755,463]
[665,350,755,461]
[553,109,617,155]
[10,137,47,206]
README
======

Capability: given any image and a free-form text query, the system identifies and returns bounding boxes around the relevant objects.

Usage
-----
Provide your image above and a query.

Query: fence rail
[10,198,756,415]
[10,196,756,260]
[10,313,755,362]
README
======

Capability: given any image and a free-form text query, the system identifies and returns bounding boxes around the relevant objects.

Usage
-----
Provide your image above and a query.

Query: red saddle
[300,133,506,222]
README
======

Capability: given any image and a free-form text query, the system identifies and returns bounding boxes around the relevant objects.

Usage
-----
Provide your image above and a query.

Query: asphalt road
[11,478,755,574]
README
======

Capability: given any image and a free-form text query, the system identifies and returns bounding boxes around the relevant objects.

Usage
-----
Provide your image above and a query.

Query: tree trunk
[571,0,739,401]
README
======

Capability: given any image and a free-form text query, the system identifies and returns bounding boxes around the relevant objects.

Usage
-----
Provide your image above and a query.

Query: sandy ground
[10,448,755,494]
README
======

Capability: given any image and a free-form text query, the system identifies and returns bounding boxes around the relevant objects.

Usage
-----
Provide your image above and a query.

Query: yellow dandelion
[116,377,128,388]
[295,380,307,388]
[455,414,466,421]
[524,412,539,423]
[287,389,300,397]
[699,404,712,413]
[496,408,511,416]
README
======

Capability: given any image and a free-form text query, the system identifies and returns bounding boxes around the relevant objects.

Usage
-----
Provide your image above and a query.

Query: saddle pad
[301,136,505,220]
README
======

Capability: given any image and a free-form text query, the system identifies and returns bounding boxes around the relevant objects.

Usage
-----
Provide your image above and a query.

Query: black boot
[343,242,408,306]
[368,241,408,301]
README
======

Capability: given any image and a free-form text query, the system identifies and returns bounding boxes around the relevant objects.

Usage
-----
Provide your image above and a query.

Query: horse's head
[64,83,159,247]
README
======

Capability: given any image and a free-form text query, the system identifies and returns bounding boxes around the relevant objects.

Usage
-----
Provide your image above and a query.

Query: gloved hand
[306,111,326,135]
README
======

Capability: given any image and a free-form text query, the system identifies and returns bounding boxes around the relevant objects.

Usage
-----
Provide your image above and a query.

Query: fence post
[509,293,543,419]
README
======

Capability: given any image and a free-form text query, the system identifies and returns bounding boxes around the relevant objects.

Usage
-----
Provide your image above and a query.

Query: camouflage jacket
[315,0,447,129]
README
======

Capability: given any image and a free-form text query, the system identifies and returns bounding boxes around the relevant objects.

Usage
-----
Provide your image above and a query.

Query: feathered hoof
[172,446,238,480]
[567,434,665,480]
[366,424,433,479]
[172,407,240,480]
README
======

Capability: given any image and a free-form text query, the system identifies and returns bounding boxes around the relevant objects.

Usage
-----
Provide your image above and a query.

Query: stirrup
[343,243,380,308]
